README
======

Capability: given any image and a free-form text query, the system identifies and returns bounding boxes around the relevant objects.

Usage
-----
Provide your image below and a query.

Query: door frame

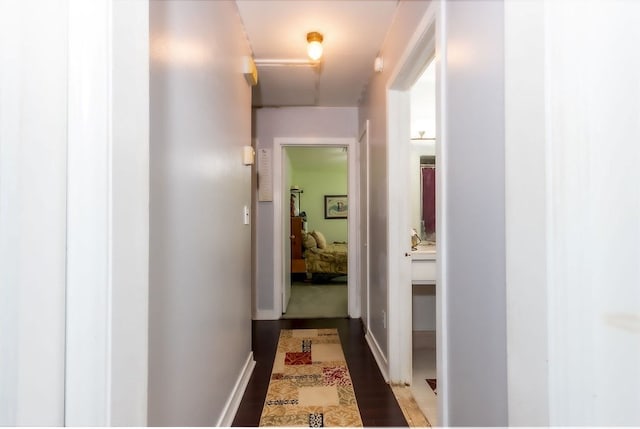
[64,0,149,425]
[273,137,360,318]
[358,121,371,330]
[386,0,449,423]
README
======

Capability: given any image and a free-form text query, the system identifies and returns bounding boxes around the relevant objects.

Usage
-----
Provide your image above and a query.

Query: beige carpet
[282,283,347,319]
[259,329,363,427]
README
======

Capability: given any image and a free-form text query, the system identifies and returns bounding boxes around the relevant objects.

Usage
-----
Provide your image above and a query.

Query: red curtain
[422,167,436,235]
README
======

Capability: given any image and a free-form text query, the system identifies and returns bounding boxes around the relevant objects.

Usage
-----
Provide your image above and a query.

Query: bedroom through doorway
[282,146,349,319]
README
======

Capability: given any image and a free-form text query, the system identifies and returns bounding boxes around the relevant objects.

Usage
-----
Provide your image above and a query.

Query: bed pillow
[311,230,327,249]
[303,232,317,249]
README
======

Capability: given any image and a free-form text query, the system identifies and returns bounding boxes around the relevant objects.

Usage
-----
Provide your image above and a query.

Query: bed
[302,231,348,279]
[305,243,348,275]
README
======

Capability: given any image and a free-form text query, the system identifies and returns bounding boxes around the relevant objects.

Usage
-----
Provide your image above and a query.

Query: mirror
[410,60,436,242]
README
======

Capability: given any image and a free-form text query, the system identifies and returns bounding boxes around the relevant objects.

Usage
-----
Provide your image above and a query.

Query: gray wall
[149,1,253,425]
[443,1,507,425]
[253,107,358,316]
[358,0,432,363]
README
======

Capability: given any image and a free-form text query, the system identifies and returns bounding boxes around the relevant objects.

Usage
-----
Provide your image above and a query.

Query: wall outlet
[382,310,386,329]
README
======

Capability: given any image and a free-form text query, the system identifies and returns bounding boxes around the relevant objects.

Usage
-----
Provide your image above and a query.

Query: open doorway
[282,146,349,318]
[385,2,445,425]
[408,59,437,425]
[271,137,359,320]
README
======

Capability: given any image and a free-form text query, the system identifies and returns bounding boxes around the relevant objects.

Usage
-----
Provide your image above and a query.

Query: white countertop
[412,242,436,260]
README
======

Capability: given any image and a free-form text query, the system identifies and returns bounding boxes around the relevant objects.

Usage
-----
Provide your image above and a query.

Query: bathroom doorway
[385,3,446,425]
[408,59,438,425]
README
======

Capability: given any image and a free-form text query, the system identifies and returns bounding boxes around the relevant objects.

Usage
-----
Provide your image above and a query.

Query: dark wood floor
[232,318,408,427]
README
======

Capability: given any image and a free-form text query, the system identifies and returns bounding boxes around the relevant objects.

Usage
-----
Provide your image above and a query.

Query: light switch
[243,146,255,165]
[243,205,250,225]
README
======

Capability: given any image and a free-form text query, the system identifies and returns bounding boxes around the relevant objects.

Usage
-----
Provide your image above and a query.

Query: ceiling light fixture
[254,58,318,68]
[306,31,324,61]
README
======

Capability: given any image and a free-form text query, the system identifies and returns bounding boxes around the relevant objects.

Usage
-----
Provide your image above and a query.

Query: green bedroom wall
[291,157,348,244]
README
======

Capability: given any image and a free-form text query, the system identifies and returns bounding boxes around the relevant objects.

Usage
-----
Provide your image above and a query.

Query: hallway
[6,0,640,426]
[232,319,408,427]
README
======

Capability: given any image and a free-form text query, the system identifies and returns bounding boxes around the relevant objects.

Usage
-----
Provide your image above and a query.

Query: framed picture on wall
[324,195,348,219]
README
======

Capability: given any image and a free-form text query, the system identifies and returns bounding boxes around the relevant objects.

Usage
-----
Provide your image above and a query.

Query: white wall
[358,0,432,376]
[546,4,640,423]
[504,0,549,425]
[1,1,149,425]
[413,288,436,331]
[149,1,253,425]
[0,2,67,424]
[442,1,508,425]
[109,1,150,424]
[254,107,357,317]
[410,60,436,140]
[506,0,640,425]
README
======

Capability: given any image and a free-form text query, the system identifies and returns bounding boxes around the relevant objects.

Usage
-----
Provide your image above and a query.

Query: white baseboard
[216,352,256,427]
[253,309,280,320]
[365,330,389,382]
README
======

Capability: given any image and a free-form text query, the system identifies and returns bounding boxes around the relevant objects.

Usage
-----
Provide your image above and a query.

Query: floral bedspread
[304,243,348,274]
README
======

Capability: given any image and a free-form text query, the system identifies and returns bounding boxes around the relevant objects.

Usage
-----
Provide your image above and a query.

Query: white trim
[358,120,371,330]
[272,138,285,315]
[385,0,449,422]
[109,2,149,425]
[386,88,413,385]
[65,1,149,425]
[365,330,389,383]
[251,138,259,319]
[504,1,549,424]
[216,352,256,427]
[65,1,113,424]
[273,137,360,318]
[253,309,280,321]
[435,2,449,423]
[347,135,361,319]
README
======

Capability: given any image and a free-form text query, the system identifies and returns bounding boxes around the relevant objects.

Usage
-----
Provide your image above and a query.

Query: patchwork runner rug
[259,329,363,427]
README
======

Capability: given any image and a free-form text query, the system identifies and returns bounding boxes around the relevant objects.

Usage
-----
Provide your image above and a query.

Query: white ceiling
[286,147,347,171]
[235,0,399,107]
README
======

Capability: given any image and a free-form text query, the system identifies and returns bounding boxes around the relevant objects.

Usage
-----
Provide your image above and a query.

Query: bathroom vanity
[411,242,436,285]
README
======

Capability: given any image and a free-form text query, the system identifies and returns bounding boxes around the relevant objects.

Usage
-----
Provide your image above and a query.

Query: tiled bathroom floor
[411,330,438,426]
